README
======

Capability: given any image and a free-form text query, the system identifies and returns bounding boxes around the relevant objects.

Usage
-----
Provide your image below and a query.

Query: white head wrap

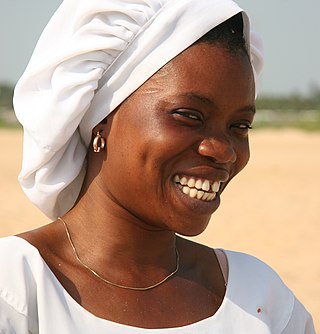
[14,0,264,219]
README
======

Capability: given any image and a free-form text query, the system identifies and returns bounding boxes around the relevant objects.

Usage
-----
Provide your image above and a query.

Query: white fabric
[13,0,264,220]
[0,237,315,333]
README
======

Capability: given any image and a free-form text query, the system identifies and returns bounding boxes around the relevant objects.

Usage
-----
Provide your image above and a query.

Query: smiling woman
[0,0,315,333]
[96,43,255,237]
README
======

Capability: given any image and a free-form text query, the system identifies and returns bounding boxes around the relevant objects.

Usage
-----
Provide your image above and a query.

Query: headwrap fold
[14,0,264,219]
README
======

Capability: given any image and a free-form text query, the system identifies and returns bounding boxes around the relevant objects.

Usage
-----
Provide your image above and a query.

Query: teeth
[207,192,217,201]
[211,181,220,192]
[180,177,188,186]
[202,180,210,192]
[202,192,210,201]
[182,186,190,195]
[189,188,198,198]
[196,190,204,200]
[195,179,203,190]
[187,178,195,188]
[174,175,220,202]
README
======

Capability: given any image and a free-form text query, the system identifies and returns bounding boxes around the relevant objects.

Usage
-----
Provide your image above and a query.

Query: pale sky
[1,0,319,96]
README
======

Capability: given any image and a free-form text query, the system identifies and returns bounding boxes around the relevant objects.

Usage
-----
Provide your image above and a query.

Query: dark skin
[19,42,255,329]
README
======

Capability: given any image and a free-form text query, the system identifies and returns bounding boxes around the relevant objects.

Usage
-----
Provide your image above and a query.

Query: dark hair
[196,12,249,58]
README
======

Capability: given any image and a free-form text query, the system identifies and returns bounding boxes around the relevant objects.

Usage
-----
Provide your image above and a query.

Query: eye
[171,109,204,125]
[230,122,253,136]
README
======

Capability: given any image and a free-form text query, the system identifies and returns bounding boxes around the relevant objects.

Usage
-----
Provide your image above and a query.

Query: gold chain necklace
[58,217,179,291]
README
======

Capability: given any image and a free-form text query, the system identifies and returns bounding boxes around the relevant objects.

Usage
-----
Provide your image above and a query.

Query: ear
[92,118,108,139]
[92,104,121,142]
[83,119,109,193]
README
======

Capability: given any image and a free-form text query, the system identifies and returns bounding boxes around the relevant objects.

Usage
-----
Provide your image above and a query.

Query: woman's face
[99,43,255,236]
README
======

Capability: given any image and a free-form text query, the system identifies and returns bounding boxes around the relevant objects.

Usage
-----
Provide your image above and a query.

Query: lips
[174,175,221,202]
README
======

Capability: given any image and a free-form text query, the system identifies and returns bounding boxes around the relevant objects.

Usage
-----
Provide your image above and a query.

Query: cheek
[100,127,180,226]
[220,139,250,195]
[234,138,251,175]
[103,124,169,195]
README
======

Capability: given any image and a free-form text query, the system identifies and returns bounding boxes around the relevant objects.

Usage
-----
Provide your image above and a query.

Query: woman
[0,0,315,332]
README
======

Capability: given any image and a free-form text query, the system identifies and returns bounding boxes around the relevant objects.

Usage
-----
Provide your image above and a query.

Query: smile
[174,175,221,202]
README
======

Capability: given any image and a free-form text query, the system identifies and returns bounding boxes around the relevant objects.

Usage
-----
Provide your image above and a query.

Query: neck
[61,187,177,276]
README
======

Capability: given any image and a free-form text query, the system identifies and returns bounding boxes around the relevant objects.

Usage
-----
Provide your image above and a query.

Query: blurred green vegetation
[1,83,320,130]
[0,84,13,109]
[255,87,320,131]
[256,89,320,112]
[253,110,320,131]
[0,83,20,128]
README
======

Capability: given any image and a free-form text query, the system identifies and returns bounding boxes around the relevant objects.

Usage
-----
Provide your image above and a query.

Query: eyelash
[230,122,253,137]
[232,123,253,130]
[172,110,253,134]
[172,110,203,122]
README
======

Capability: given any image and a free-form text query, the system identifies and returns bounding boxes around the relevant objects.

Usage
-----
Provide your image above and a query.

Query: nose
[197,136,237,164]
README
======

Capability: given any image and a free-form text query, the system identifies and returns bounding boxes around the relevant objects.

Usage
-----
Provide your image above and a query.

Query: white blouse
[0,237,315,333]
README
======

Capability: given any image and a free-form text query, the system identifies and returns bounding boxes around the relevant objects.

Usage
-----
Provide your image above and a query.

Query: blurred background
[0,0,319,330]
[1,0,320,128]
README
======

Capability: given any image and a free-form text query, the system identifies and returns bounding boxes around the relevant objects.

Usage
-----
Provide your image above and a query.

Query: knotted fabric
[14,0,264,219]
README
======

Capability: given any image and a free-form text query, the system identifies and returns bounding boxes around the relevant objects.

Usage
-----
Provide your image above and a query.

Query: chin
[173,215,212,237]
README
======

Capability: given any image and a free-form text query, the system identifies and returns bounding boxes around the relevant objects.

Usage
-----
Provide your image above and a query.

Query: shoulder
[224,250,294,309]
[282,297,316,333]
[0,235,43,275]
[224,250,315,333]
[0,235,43,271]
[0,236,43,322]
[224,249,286,285]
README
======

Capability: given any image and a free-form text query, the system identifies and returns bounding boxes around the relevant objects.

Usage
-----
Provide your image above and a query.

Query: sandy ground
[0,128,319,330]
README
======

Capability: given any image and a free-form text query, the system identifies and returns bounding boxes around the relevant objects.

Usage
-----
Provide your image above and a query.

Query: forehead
[136,43,255,106]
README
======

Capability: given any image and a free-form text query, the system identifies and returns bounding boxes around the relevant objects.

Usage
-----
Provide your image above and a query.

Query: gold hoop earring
[92,131,106,153]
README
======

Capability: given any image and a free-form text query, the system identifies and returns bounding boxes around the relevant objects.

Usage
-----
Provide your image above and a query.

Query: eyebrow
[239,105,256,115]
[178,92,214,106]
[176,92,256,114]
